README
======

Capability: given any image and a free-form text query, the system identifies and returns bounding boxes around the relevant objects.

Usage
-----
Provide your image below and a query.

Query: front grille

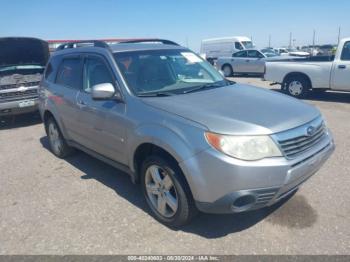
[0,89,38,101]
[277,120,326,159]
[0,81,40,90]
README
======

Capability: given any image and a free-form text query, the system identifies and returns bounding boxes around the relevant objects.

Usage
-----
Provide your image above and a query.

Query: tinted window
[83,56,114,93]
[56,58,82,89]
[233,51,247,57]
[45,56,61,83]
[248,50,264,58]
[235,42,243,50]
[341,41,350,61]
[114,49,224,95]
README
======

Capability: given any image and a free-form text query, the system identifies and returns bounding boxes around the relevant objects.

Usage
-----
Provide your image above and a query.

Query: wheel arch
[129,123,202,185]
[42,109,69,139]
[133,143,178,182]
[282,72,313,89]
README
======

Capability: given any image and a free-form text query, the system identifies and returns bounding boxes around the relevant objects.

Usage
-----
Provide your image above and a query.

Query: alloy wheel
[48,122,62,154]
[145,165,178,218]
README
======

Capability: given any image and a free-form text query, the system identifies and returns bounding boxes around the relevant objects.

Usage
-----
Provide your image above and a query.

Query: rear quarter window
[44,55,61,83]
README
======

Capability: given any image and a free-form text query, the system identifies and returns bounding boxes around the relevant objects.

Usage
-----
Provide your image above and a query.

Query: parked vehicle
[39,39,334,226]
[0,37,49,115]
[216,49,299,77]
[261,48,279,57]
[264,37,350,98]
[274,47,310,57]
[274,47,289,56]
[318,44,336,56]
[286,48,310,57]
[200,36,254,64]
[216,49,266,76]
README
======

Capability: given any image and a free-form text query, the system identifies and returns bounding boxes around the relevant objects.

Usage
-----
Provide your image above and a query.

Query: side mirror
[91,83,115,100]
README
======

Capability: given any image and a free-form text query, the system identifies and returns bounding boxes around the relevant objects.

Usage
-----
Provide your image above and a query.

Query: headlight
[205,132,282,161]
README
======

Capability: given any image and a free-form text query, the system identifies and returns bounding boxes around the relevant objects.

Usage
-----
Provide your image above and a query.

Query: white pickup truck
[264,37,350,98]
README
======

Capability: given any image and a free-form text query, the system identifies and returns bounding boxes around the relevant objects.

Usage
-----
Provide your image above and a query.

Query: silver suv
[39,39,335,226]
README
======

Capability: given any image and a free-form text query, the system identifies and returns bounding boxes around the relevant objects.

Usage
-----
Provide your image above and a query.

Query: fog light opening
[232,194,256,212]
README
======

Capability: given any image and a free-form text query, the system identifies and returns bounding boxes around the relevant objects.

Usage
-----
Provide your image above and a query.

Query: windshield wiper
[183,81,231,94]
[138,91,174,97]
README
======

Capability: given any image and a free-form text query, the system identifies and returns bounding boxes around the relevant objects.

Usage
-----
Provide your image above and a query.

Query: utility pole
[312,29,316,47]
[268,34,271,48]
[289,32,292,48]
[338,27,341,44]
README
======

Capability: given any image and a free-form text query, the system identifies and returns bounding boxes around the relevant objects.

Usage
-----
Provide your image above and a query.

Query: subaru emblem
[307,126,315,136]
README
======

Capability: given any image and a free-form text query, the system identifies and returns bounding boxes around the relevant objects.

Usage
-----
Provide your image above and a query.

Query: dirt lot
[0,77,349,255]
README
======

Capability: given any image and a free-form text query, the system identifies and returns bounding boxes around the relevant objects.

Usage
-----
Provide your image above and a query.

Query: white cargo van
[200,36,254,63]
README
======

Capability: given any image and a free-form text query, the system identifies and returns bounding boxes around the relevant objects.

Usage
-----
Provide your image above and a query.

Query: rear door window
[233,51,247,57]
[56,57,82,89]
[248,50,264,58]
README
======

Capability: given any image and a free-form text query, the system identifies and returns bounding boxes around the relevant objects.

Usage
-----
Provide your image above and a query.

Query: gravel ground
[0,77,349,255]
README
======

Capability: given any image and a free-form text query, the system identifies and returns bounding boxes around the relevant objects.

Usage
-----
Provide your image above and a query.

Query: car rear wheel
[222,64,233,77]
[141,155,197,227]
[45,117,74,158]
[283,75,310,98]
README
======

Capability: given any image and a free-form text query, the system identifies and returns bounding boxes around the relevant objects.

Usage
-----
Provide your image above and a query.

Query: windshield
[241,41,254,49]
[114,49,226,96]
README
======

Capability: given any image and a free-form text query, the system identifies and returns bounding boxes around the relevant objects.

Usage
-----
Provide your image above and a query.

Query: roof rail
[56,40,109,51]
[119,39,179,46]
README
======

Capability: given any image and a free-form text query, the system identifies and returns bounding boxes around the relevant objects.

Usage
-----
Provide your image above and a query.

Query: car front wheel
[141,155,197,227]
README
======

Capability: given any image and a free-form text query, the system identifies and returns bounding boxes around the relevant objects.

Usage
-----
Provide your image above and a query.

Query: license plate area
[18,100,35,108]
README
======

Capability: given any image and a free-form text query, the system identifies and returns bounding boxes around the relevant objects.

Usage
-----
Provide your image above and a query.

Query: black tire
[312,88,327,93]
[141,155,197,227]
[283,75,310,98]
[222,64,233,77]
[45,117,74,158]
[207,58,214,65]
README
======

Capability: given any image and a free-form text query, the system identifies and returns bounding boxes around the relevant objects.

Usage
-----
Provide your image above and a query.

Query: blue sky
[1,0,349,51]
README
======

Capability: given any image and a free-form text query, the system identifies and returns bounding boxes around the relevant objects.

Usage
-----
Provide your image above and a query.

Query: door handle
[245,60,250,62]
[338,65,346,69]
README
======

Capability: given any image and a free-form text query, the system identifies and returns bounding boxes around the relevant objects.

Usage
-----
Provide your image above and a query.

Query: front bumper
[0,98,39,116]
[180,132,335,214]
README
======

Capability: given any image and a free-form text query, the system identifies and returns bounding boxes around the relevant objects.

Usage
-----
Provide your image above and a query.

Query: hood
[141,85,320,135]
[0,37,49,68]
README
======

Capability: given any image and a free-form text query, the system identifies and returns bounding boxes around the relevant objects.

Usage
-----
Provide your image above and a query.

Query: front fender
[127,123,209,173]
